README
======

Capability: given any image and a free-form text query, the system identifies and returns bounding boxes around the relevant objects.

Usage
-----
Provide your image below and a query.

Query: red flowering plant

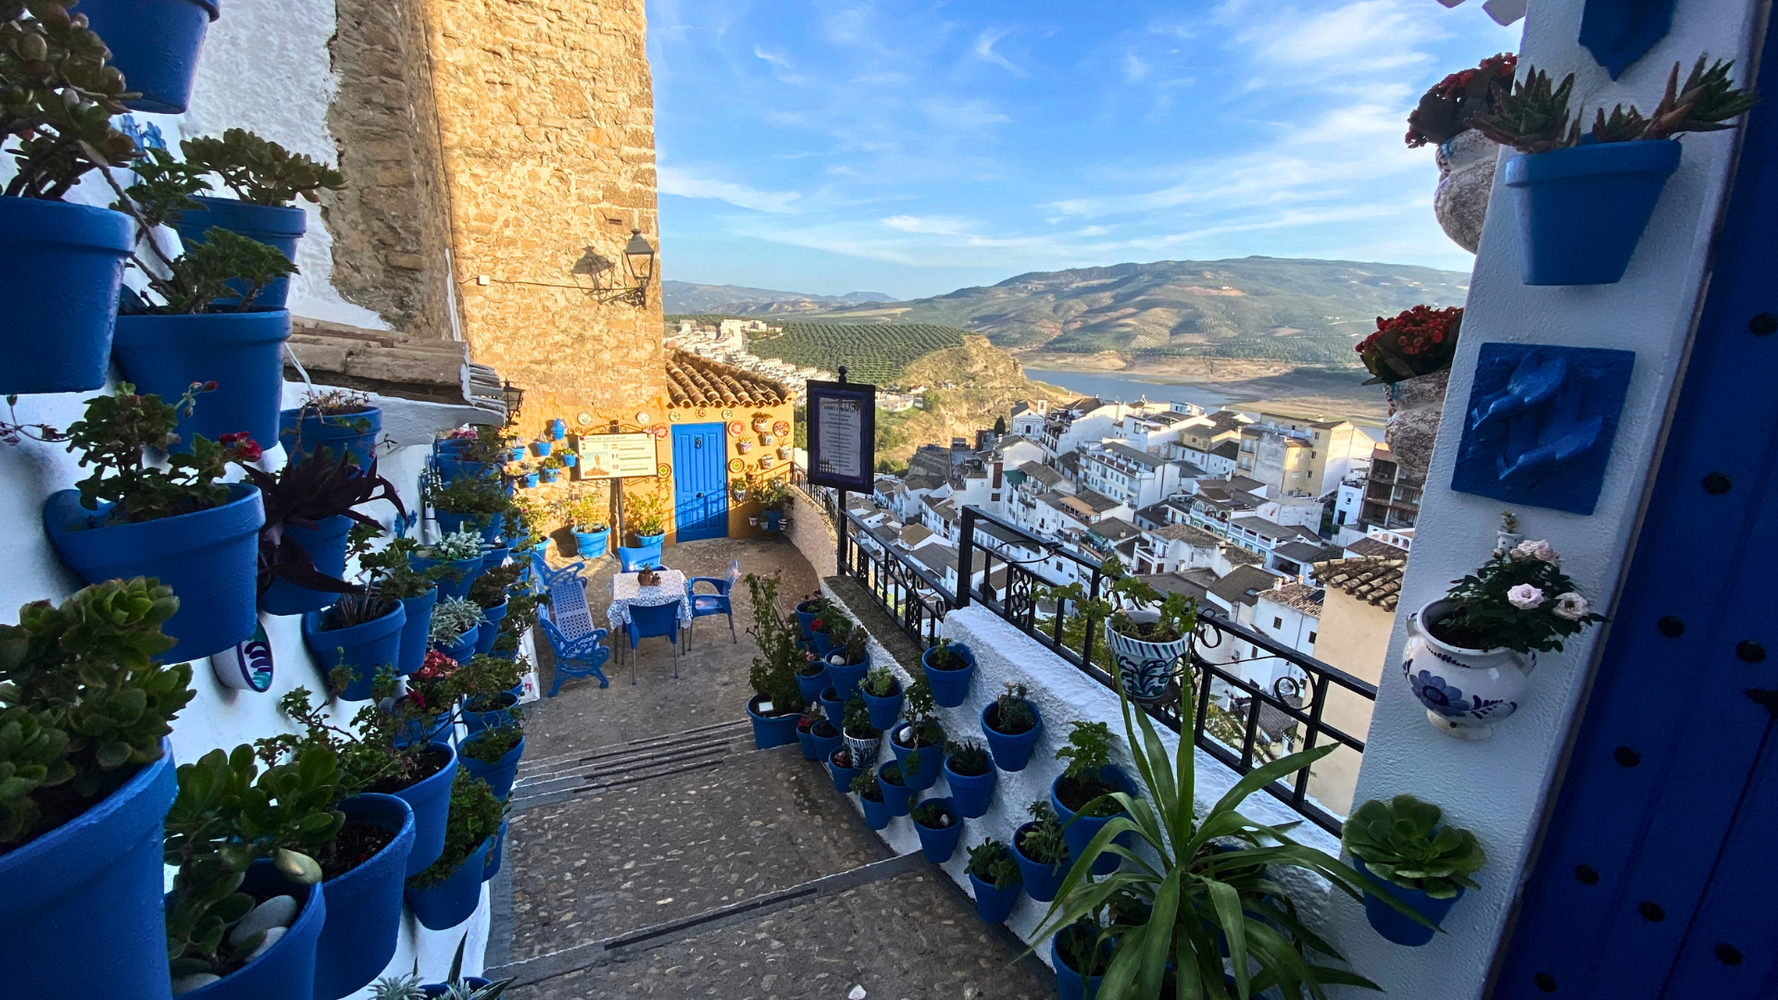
[1356,306,1463,384]
[1406,53,1518,148]
[61,381,263,525]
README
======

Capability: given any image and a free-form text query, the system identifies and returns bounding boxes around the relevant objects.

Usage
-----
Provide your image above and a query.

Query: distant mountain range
[663,280,892,315]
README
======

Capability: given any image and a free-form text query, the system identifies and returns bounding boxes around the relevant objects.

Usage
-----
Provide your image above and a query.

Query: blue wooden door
[671,423,728,542]
[1494,17,1778,999]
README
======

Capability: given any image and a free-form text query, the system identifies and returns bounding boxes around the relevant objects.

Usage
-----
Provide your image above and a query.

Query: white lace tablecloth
[606,569,692,630]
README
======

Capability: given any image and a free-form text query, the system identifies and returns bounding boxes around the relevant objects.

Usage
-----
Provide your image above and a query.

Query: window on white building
[1272,617,1283,629]
[1308,631,1318,644]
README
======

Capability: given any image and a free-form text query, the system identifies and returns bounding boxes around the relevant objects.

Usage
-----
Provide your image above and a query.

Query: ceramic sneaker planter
[175,863,327,1000]
[259,514,353,616]
[1354,855,1463,946]
[404,837,493,931]
[1402,598,1536,740]
[111,310,292,455]
[172,197,306,309]
[279,406,382,472]
[911,798,962,863]
[980,699,1043,772]
[842,721,881,770]
[2,743,176,999]
[969,871,1021,924]
[78,0,219,114]
[943,754,997,818]
[1504,139,1682,285]
[877,762,912,817]
[44,483,264,663]
[747,693,802,750]
[1104,620,1189,704]
[861,681,904,731]
[0,197,133,396]
[1052,766,1134,877]
[312,794,417,1000]
[396,588,439,675]
[389,742,459,877]
[302,602,407,702]
[1013,821,1067,903]
[922,642,976,707]
[890,723,944,792]
[460,734,526,800]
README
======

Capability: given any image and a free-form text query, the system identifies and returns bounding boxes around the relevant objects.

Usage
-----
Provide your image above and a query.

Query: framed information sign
[576,432,658,480]
[805,379,876,491]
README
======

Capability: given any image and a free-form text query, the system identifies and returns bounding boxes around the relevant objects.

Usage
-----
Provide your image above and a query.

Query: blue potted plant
[0,581,192,1000]
[43,385,267,661]
[818,685,846,737]
[889,678,945,792]
[859,665,904,731]
[965,839,1023,924]
[1051,919,1111,1000]
[942,740,997,819]
[851,771,890,830]
[78,0,219,114]
[413,529,487,600]
[921,638,976,707]
[911,797,961,863]
[794,649,831,705]
[547,417,567,440]
[980,683,1043,772]
[756,475,791,532]
[794,714,820,761]
[1048,721,1133,878]
[742,574,806,749]
[281,388,383,472]
[808,709,843,766]
[302,595,407,703]
[460,725,526,801]
[1343,795,1486,946]
[828,746,862,795]
[1471,57,1758,285]
[876,760,911,818]
[826,623,872,701]
[0,8,136,396]
[248,449,406,616]
[429,597,486,662]
[309,793,416,1000]
[795,594,822,637]
[1012,801,1070,903]
[628,485,670,546]
[403,771,506,930]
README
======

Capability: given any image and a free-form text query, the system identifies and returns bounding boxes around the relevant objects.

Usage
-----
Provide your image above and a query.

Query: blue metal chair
[617,543,664,573]
[624,601,681,683]
[539,612,612,695]
[686,559,740,648]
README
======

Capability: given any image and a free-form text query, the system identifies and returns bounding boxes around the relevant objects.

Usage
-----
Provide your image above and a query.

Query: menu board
[806,380,876,491]
[576,432,657,479]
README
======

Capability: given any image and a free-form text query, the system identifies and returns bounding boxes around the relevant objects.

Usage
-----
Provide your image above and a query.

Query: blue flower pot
[861,681,903,731]
[436,456,495,482]
[1,743,175,1000]
[171,196,305,308]
[77,0,219,114]
[421,978,493,998]
[796,724,818,760]
[44,483,264,662]
[312,794,416,1000]
[302,601,407,702]
[397,588,439,675]
[828,749,861,794]
[795,666,832,707]
[747,694,802,749]
[912,798,961,863]
[412,554,485,600]
[523,473,540,489]
[178,863,326,1000]
[483,819,509,881]
[280,405,381,471]
[561,452,578,468]
[393,705,454,749]
[1353,856,1462,946]
[533,440,552,457]
[1052,767,1133,878]
[111,309,292,456]
[392,741,458,877]
[482,543,508,569]
[922,643,976,707]
[548,418,566,440]
[818,687,846,734]
[460,734,525,800]
[539,468,558,484]
[1052,936,1105,1000]
[969,870,1021,924]
[573,527,609,558]
[944,756,996,818]
[980,699,1043,772]
[1504,139,1682,285]
[860,793,890,829]
[0,197,131,396]
[890,724,943,792]
[435,511,493,537]
[462,691,517,735]
[404,836,492,930]
[810,628,835,658]
[795,600,819,637]
[259,514,352,616]
[437,625,479,663]
[763,509,784,532]
[475,600,509,655]
[636,531,666,548]
[1013,822,1067,902]
[829,657,870,702]
[809,721,843,765]
[877,762,912,817]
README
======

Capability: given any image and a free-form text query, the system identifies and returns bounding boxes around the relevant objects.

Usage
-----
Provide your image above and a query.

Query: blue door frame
[671,423,728,542]
[1493,21,1778,1000]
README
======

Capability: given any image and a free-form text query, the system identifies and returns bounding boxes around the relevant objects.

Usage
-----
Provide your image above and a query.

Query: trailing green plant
[966,838,1021,890]
[862,665,899,698]
[256,672,438,796]
[1054,912,1113,980]
[989,682,1036,735]
[121,220,297,314]
[911,798,953,829]
[456,653,523,706]
[164,744,343,979]
[1055,720,1121,819]
[898,676,944,773]
[1471,56,1757,153]
[0,578,191,850]
[407,770,505,890]
[180,127,344,206]
[492,594,546,656]
[429,598,485,645]
[849,769,882,801]
[743,573,804,714]
[424,529,485,563]
[1030,666,1434,1000]
[1432,538,1606,653]
[0,0,139,200]
[62,382,262,525]
[944,739,991,777]
[469,561,522,611]
[244,449,406,597]
[462,723,524,765]
[347,527,438,603]
[754,475,792,512]
[1342,795,1486,900]
[843,694,874,737]
[1019,800,1070,868]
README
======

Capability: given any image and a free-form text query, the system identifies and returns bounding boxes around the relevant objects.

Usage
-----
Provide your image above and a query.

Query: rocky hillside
[874,336,1063,472]
[663,280,891,314]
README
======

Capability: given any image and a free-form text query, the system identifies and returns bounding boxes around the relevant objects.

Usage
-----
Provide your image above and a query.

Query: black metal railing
[831,500,1378,833]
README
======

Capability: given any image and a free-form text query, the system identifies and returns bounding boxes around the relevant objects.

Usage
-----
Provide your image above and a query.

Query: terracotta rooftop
[1261,582,1324,617]
[1314,557,1406,611]
[666,351,788,407]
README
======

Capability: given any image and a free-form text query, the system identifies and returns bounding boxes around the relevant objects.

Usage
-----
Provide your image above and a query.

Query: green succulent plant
[180,127,344,206]
[1341,794,1486,900]
[64,382,263,525]
[966,838,1022,891]
[1473,55,1757,153]
[0,0,140,199]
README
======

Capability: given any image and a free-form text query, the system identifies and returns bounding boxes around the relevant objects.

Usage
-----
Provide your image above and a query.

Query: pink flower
[1507,584,1545,610]
[1552,592,1590,620]
[1511,539,1561,567]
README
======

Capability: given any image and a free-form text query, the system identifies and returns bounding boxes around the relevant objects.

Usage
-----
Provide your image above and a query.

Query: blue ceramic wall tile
[1579,0,1675,79]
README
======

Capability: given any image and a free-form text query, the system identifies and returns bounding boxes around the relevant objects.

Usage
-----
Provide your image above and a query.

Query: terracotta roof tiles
[666,351,787,407]
[1313,557,1405,611]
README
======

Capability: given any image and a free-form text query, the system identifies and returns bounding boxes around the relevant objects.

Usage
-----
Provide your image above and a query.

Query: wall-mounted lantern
[622,228,656,306]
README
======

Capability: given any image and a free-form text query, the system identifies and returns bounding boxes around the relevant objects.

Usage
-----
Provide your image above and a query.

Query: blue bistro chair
[539,611,612,695]
[530,549,587,598]
[686,559,740,648]
[624,601,681,683]
[617,543,665,573]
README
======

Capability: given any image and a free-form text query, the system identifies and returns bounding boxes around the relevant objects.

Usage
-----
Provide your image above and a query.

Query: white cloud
[920,97,1011,129]
[883,215,978,235]
[659,165,803,214]
[972,28,1027,76]
[752,45,809,86]
[1122,51,1151,82]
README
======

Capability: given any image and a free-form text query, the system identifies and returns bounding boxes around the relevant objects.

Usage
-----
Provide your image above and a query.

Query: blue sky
[647,0,1521,300]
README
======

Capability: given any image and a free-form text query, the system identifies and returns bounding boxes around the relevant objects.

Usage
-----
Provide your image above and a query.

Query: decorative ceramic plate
[722,409,735,419]
[636,411,651,424]
[657,464,672,478]
[773,420,790,436]
[727,421,746,436]
[650,424,669,438]
[668,410,683,421]
[728,458,744,473]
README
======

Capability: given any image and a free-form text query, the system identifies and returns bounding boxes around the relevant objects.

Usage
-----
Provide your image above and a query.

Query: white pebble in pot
[243,925,286,962]
[227,894,298,947]
[171,973,222,995]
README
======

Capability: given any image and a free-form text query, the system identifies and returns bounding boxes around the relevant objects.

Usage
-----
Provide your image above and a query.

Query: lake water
[1025,368,1233,409]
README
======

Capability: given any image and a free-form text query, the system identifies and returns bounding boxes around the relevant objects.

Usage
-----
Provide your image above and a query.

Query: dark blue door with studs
[1492,19,1778,1000]
[671,423,728,542]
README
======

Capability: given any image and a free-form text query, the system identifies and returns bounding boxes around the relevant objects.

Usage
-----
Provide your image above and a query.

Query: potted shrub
[460,724,526,802]
[413,529,487,600]
[875,760,910,817]
[921,637,976,708]
[889,677,945,792]
[1069,566,1198,705]
[859,664,904,731]
[742,574,805,749]
[826,622,872,701]
[943,740,996,819]
[348,529,441,676]
[1360,305,1464,482]
[980,682,1043,772]
[755,475,792,532]
[249,449,405,616]
[850,770,890,830]
[469,563,521,656]
[965,839,1023,924]
[1471,56,1757,285]
[561,489,610,558]
[1031,678,1426,999]
[808,602,847,659]
[627,485,670,545]
[1406,53,1518,253]
[434,427,503,483]
[280,388,382,471]
[168,128,345,309]
[807,706,843,766]
[795,713,820,761]
[538,453,564,483]
[455,650,524,732]
[910,797,961,863]
[841,694,880,770]
[1013,800,1070,903]
[429,597,486,663]
[827,746,862,795]
[1049,721,1133,877]
[403,771,506,930]
[0,3,138,396]
[43,385,267,661]
[1343,794,1487,946]
[0,580,193,999]
[302,585,407,703]
[794,647,831,705]
[110,152,298,451]
[163,745,343,1000]
[425,471,513,543]
[1404,535,1605,739]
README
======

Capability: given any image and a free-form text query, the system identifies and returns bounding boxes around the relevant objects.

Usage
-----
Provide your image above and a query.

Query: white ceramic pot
[1402,599,1536,740]
[1104,615,1189,703]
[1434,130,1500,254]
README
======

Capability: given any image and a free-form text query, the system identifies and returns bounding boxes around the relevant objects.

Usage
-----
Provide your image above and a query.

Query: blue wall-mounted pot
[391,741,458,876]
[176,862,326,1000]
[78,0,220,115]
[460,734,525,800]
[302,601,406,701]
[1504,139,1681,285]
[111,309,292,453]
[260,514,353,616]
[171,197,305,309]
[312,794,415,1000]
[396,588,439,675]
[280,405,382,471]
[0,197,132,396]
[404,837,492,931]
